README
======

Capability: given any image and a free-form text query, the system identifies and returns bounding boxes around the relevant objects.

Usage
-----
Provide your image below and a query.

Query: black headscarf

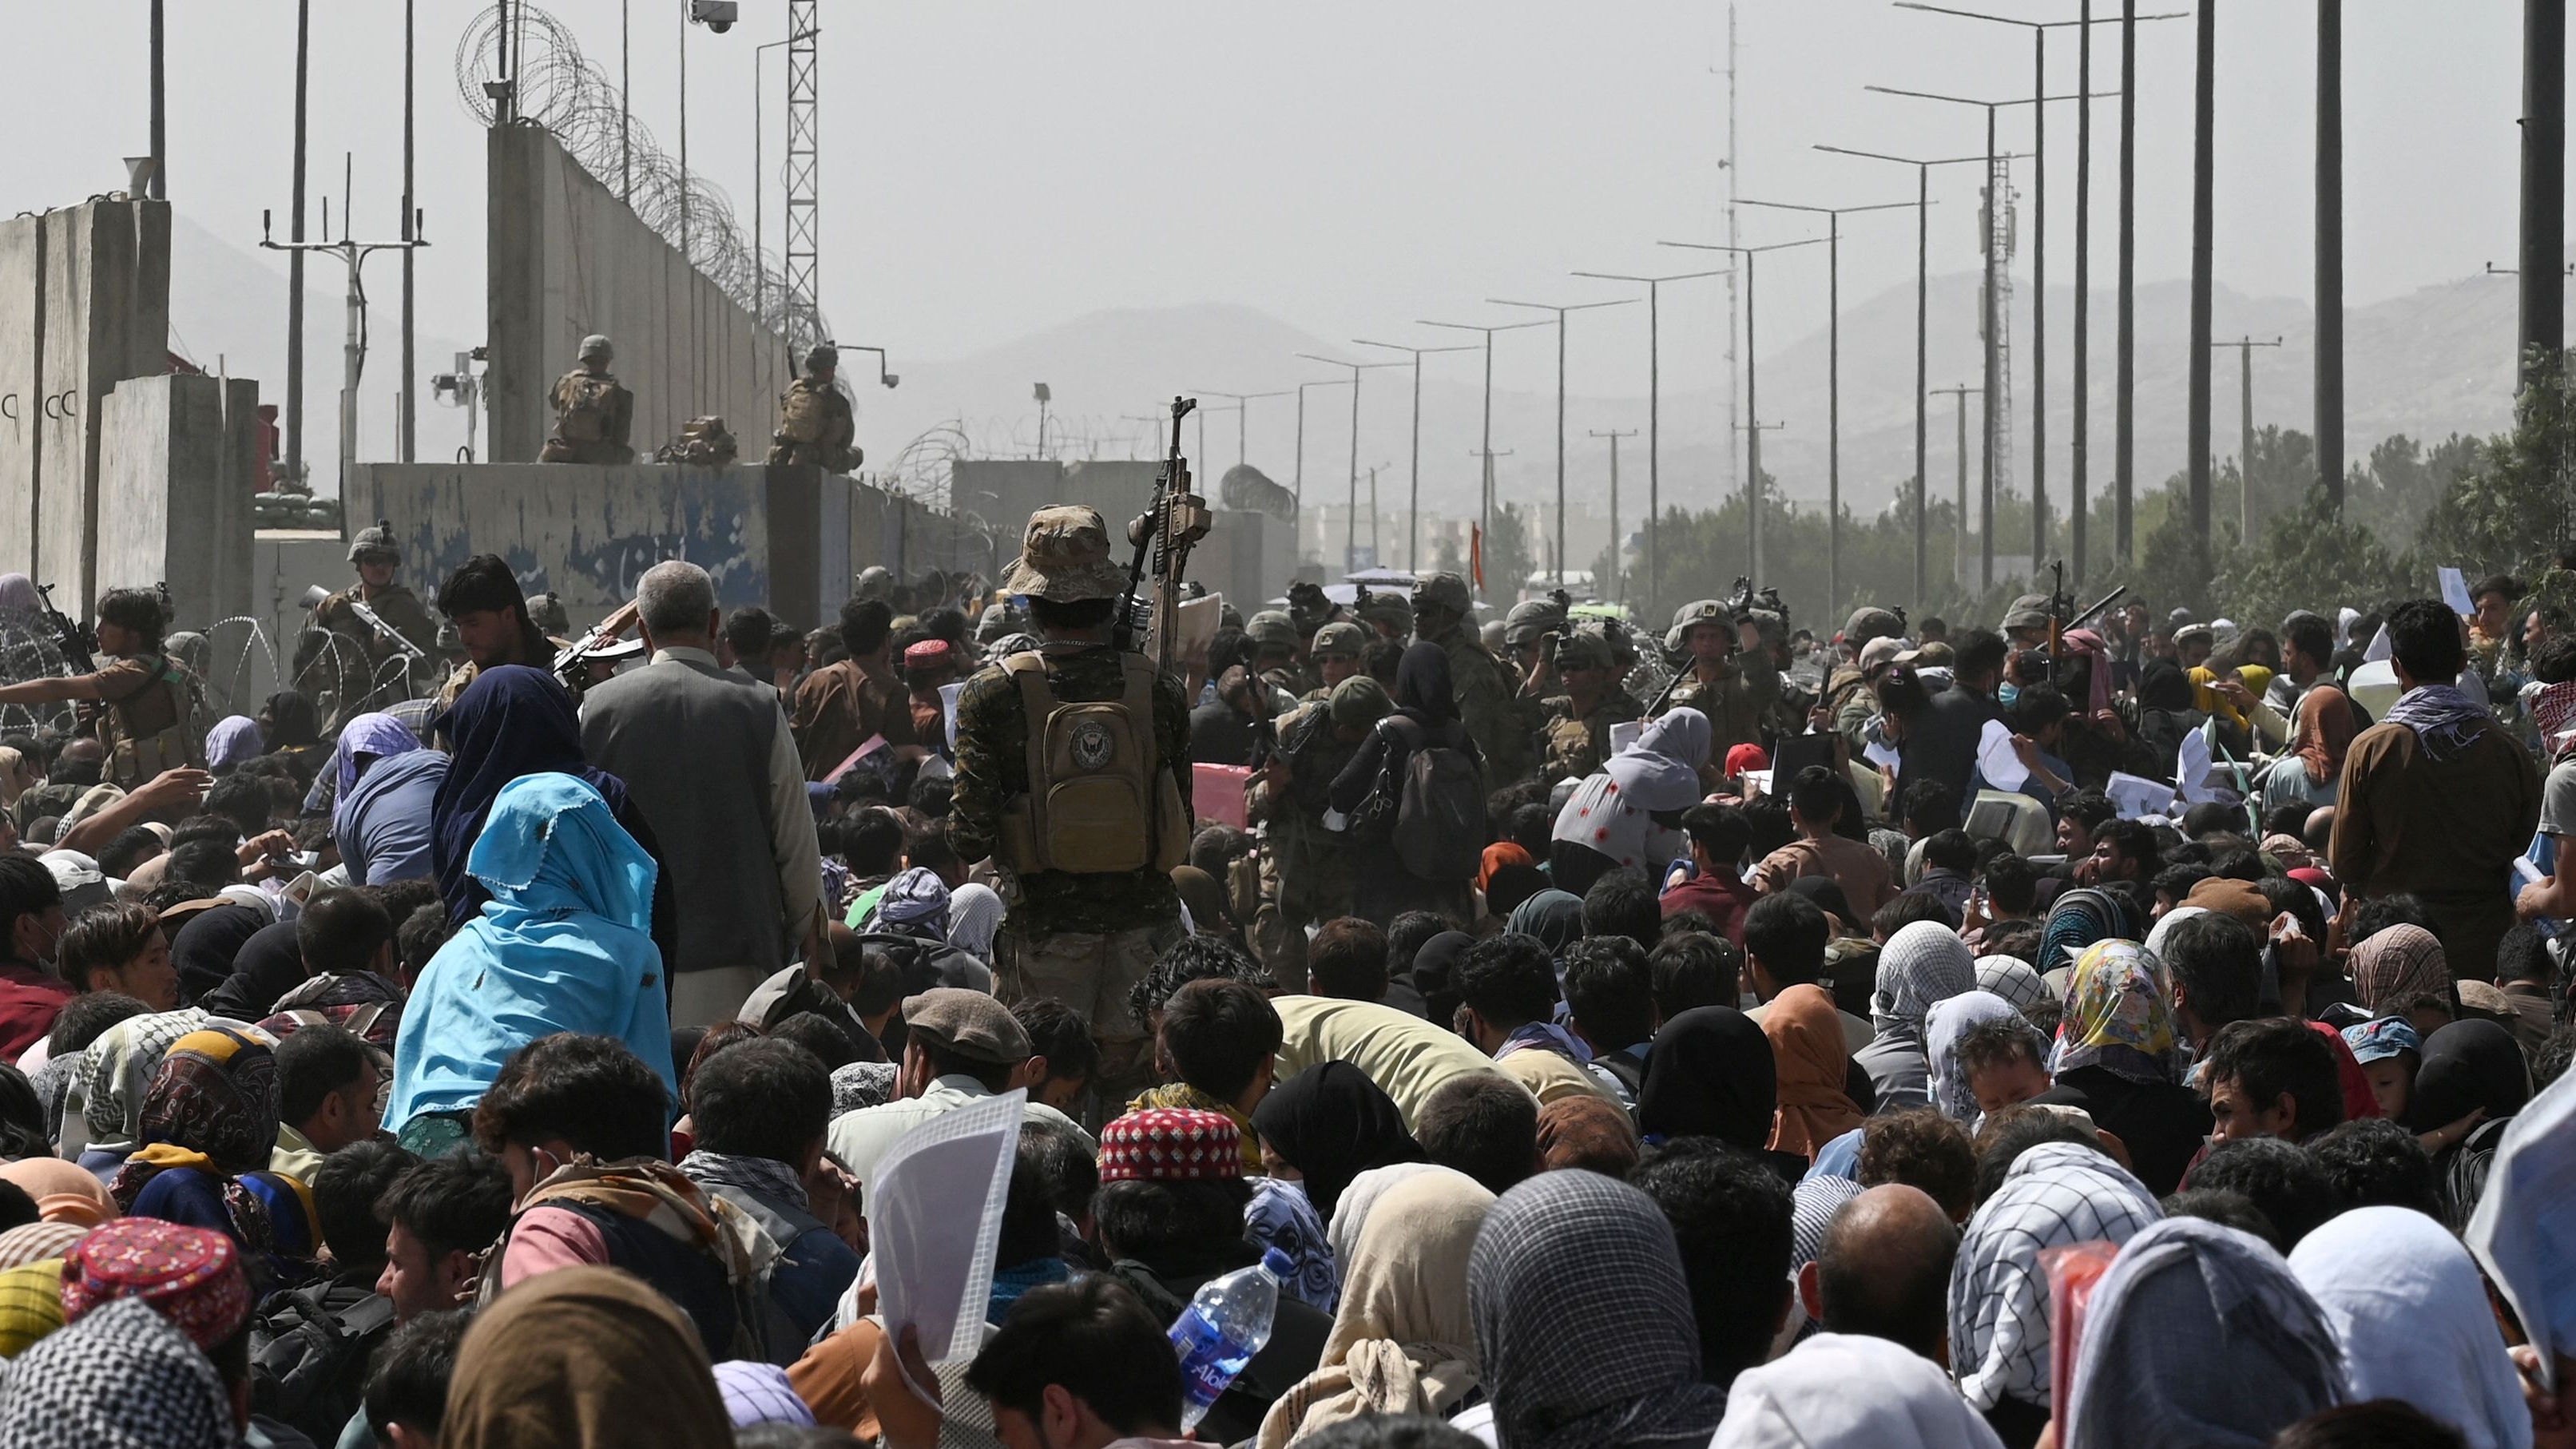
[2403,1019,2531,1133]
[430,665,628,924]
[1484,865,1550,917]
[0,1062,49,1161]
[199,919,309,1022]
[1784,875,1855,928]
[1250,1060,1425,1221]
[169,903,272,1006]
[1638,1006,1776,1150]
[259,690,323,750]
[1407,930,1475,1027]
[2137,659,2196,713]
[1395,642,1458,726]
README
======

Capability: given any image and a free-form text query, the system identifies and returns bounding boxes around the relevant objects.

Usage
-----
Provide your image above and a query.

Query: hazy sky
[7,1,2549,423]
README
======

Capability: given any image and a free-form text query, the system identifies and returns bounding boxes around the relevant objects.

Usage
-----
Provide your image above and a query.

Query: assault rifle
[33,582,95,674]
[1116,396,1213,670]
[551,601,642,696]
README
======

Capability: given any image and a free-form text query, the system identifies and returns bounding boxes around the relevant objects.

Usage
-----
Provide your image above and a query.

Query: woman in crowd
[1760,984,1864,1165]
[2288,1206,2529,1449]
[2026,940,2211,1196]
[1637,1005,1777,1152]
[1852,920,1977,1111]
[1331,644,1486,925]
[2261,685,2357,816]
[1546,707,1711,899]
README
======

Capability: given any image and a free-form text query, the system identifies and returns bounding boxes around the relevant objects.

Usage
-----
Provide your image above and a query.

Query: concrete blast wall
[0,198,173,607]
[487,125,795,467]
[96,373,260,629]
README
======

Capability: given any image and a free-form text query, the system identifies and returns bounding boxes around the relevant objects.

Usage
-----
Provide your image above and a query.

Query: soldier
[949,505,1193,1113]
[296,520,442,722]
[540,335,636,465]
[1353,586,1414,645]
[1661,597,1780,758]
[1536,629,1643,784]
[1301,621,1368,701]
[1410,571,1532,784]
[1245,610,1314,702]
[0,587,206,788]
[1827,606,1906,756]
[1498,596,1568,683]
[1248,674,1392,989]
[768,343,860,473]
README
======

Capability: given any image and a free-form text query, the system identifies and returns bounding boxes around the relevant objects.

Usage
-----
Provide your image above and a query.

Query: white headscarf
[1328,1161,1456,1270]
[1601,706,1710,811]
[2289,1206,2530,1449]
[2143,904,2210,963]
[1925,990,2027,1125]
[1715,1333,2006,1449]
[2468,1070,2576,1397]
[943,883,1004,963]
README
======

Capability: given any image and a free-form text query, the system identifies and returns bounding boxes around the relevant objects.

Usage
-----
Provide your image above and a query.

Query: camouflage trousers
[996,918,1185,1125]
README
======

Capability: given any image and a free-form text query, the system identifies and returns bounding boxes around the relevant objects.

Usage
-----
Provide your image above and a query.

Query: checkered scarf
[1785,1175,1863,1346]
[830,1061,899,1116]
[1467,1173,1729,1449]
[1950,1141,2162,1412]
[78,1010,212,1145]
[0,1296,233,1449]
[1974,955,2051,1014]
[2351,925,2449,1015]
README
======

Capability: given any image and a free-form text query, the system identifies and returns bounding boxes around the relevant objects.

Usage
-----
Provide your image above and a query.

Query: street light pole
[1189,389,1291,470]
[1738,198,1922,617]
[1657,236,1828,579]
[1589,429,1637,600]
[2212,336,2283,544]
[1931,383,1984,588]
[1812,146,1992,609]
[1569,267,1729,612]
[1419,317,1555,546]
[1296,355,1404,573]
[1353,342,1477,573]
[1487,297,1638,586]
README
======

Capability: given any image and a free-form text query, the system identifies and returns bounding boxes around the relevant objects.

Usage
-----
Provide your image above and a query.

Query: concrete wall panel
[96,374,257,629]
[0,215,41,580]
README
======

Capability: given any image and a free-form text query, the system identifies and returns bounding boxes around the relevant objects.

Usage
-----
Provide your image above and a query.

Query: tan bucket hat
[1002,505,1130,602]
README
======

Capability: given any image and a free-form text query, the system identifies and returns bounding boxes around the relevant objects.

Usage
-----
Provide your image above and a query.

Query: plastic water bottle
[1167,1246,1291,1431]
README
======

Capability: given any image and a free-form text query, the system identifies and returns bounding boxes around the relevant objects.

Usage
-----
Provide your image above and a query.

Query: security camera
[882,373,900,389]
[689,0,737,32]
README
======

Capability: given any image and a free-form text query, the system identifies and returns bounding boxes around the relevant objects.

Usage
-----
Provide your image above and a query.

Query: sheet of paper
[1740,769,1771,798]
[870,1090,1026,1371]
[1165,592,1224,666]
[2104,771,2177,821]
[2364,625,2392,663]
[1608,720,1643,758]
[2176,727,2214,794]
[940,681,965,752]
[2439,566,2475,617]
[1864,736,1903,771]
[1976,717,2030,793]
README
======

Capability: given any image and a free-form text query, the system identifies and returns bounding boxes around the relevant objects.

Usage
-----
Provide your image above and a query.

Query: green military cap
[347,518,399,565]
[1310,621,1367,659]
[578,334,614,361]
[1666,598,1733,651]
[1246,611,1299,649]
[1413,572,1473,617]
[1328,675,1394,732]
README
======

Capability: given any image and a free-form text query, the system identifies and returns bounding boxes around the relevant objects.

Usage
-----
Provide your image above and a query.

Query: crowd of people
[0,510,2570,1449]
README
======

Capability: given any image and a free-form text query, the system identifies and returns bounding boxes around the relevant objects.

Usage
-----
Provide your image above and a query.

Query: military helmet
[578,334,614,362]
[1554,629,1615,673]
[347,518,399,566]
[526,591,571,637]
[1843,606,1903,649]
[1502,597,1568,648]
[805,343,839,374]
[1666,597,1734,653]
[1310,621,1367,659]
[1355,589,1414,637]
[1412,571,1474,619]
[1246,610,1300,650]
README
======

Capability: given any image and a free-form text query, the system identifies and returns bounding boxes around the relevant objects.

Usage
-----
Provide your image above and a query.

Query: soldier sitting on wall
[541,334,637,465]
[768,343,859,473]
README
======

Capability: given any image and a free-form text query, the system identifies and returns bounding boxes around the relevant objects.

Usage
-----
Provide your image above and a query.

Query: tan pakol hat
[1001,505,1130,602]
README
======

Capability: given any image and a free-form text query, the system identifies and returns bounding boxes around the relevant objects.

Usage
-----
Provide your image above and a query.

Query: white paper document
[1863,736,1903,772]
[2175,728,2219,804]
[1975,718,2030,793]
[2439,566,2475,617]
[2105,771,2177,821]
[940,681,965,752]
[1608,721,1644,759]
[869,1090,1026,1370]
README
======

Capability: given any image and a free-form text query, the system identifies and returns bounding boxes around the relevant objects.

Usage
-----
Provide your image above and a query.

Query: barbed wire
[454,4,828,353]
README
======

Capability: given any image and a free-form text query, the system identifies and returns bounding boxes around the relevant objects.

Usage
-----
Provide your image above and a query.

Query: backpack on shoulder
[248,1285,398,1445]
[1353,716,1484,882]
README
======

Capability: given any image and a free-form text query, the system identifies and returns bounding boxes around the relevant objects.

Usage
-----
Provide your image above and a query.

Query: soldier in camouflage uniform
[1246,610,1316,703]
[296,520,442,723]
[1353,586,1414,645]
[540,335,636,465]
[1248,674,1393,990]
[1411,571,1533,784]
[767,343,861,473]
[1300,621,1368,702]
[1827,606,1907,756]
[1661,597,1780,760]
[1498,597,1567,685]
[1537,629,1643,784]
[950,505,1192,1113]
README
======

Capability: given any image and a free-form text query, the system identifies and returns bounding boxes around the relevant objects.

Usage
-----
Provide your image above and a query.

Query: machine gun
[2038,558,2127,691]
[1116,396,1213,670]
[551,601,642,696]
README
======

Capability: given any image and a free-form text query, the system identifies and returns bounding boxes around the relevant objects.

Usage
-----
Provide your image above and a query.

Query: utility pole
[287,0,310,488]
[1722,5,1742,499]
[401,0,418,462]
[149,0,166,199]
[2076,0,2094,580]
[1296,355,1403,576]
[2522,0,2566,391]
[1814,146,1994,609]
[2213,336,2283,545]
[2316,0,2344,511]
[262,189,428,495]
[1658,236,1828,579]
[1590,429,1637,601]
[1570,268,1729,613]
[1488,297,1637,586]
[1291,377,1353,518]
[1931,384,1983,590]
[1740,198,1920,617]
[2118,0,2140,562]
[1419,318,1553,543]
[2188,0,2217,562]
[1353,343,1475,572]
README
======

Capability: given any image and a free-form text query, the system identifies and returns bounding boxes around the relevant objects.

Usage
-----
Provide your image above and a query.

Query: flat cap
[900,988,1032,1066]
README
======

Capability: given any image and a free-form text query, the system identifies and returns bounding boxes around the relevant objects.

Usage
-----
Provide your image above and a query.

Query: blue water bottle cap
[1260,1247,1295,1280]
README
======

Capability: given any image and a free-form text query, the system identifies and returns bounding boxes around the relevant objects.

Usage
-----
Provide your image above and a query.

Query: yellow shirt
[1270,995,1524,1130]
[1494,1046,1617,1106]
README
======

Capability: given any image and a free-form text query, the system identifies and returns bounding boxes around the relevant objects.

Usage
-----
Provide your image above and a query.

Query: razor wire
[455,5,829,354]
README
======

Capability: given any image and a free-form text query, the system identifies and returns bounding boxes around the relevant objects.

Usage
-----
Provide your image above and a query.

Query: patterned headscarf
[1926,990,2028,1125]
[78,1009,214,1146]
[0,1296,236,1449]
[1784,1174,1865,1345]
[1872,921,1978,1042]
[1951,1141,2161,1412]
[943,883,1005,963]
[1467,1172,1730,1449]
[0,1223,90,1272]
[1974,955,2051,1013]
[867,866,951,936]
[2350,925,2449,1015]
[1245,1177,1340,1313]
[109,1026,280,1213]
[329,711,422,800]
[0,1259,65,1359]
[714,1360,817,1428]
[830,1060,899,1115]
[204,716,266,773]
[2053,941,2179,1085]
[2063,1218,2346,1449]
[2038,888,2130,973]
[60,1220,251,1352]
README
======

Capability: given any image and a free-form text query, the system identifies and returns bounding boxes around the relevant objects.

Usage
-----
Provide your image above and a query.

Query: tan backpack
[777,383,827,445]
[559,375,618,443]
[998,653,1188,875]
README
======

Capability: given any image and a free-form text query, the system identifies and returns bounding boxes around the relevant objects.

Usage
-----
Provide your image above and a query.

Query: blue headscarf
[387,771,674,1132]
[429,665,628,924]
[330,712,422,800]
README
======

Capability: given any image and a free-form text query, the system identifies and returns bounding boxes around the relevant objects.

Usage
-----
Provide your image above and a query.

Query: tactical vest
[997,653,1189,876]
[778,382,828,444]
[558,374,618,443]
[98,654,203,787]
